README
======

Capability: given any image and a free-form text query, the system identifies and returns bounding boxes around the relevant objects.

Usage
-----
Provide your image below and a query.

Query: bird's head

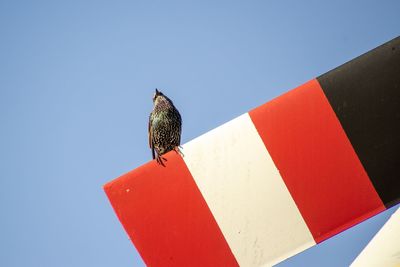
[153,88,169,105]
[152,88,175,108]
[153,88,162,102]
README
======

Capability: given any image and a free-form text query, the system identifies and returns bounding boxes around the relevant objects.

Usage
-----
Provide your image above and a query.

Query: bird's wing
[177,110,182,145]
[148,114,155,159]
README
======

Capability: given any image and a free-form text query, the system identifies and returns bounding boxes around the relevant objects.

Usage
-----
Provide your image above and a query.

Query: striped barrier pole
[104,36,400,267]
[351,207,400,266]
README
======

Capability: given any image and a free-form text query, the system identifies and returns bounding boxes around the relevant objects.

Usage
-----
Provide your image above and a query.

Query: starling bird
[148,89,182,166]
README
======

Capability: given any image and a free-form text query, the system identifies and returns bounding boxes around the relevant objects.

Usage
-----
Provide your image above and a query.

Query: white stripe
[351,207,400,267]
[182,113,316,266]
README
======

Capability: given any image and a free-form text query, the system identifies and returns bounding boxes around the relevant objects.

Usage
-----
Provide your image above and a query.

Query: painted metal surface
[104,154,238,267]
[182,114,315,266]
[249,79,385,243]
[104,36,400,267]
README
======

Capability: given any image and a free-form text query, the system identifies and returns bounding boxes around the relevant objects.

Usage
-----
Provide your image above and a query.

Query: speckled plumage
[148,89,182,165]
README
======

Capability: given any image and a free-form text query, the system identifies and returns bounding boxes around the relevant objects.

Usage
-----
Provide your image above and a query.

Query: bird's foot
[156,154,167,167]
[174,146,184,157]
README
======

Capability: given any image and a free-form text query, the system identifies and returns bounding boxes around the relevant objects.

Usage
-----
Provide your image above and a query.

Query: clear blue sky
[1,1,399,266]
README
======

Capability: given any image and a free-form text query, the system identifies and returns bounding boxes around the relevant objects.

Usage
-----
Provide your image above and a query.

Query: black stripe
[317,36,400,208]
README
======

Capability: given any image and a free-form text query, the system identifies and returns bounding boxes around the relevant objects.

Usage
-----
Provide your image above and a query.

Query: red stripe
[249,79,385,243]
[104,152,239,267]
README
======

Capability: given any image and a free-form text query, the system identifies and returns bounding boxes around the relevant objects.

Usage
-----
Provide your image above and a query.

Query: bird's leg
[174,146,184,157]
